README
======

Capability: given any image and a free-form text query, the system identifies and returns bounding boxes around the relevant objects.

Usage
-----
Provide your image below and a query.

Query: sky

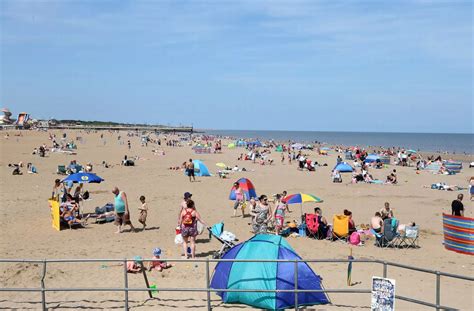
[0,0,472,133]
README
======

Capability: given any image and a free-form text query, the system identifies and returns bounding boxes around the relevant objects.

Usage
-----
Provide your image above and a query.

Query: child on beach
[126,256,143,273]
[138,195,148,230]
[148,248,174,272]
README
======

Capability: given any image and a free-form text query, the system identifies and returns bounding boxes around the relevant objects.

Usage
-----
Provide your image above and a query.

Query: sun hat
[153,248,162,256]
[133,256,143,264]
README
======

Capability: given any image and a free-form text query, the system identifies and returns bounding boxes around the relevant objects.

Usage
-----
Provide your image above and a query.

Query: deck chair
[332,215,349,241]
[378,218,401,248]
[399,225,419,248]
[57,165,67,175]
[305,214,320,239]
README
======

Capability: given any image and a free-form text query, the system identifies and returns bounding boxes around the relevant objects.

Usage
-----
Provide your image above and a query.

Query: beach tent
[210,234,329,310]
[249,141,262,147]
[334,162,354,173]
[425,163,442,171]
[291,143,304,150]
[236,140,247,147]
[185,160,211,177]
[275,145,283,152]
[364,154,381,163]
[229,178,257,200]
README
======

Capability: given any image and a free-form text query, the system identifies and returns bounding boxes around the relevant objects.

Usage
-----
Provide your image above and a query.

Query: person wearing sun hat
[148,247,174,272]
[126,256,143,273]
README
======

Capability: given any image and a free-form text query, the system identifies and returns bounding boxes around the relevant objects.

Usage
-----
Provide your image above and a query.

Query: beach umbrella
[283,193,323,218]
[62,172,104,184]
[210,234,329,310]
[291,143,304,150]
[229,178,257,201]
[407,149,417,153]
[216,163,227,168]
[321,147,331,151]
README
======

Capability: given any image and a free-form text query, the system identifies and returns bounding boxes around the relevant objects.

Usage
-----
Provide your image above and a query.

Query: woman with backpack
[178,199,206,259]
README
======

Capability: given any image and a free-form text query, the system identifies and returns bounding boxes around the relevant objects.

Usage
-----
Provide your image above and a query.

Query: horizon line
[200,129,474,135]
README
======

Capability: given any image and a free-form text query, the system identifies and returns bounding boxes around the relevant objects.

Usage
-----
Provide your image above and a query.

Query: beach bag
[174,233,183,245]
[82,191,89,200]
[182,210,194,226]
[349,232,361,245]
[196,220,205,235]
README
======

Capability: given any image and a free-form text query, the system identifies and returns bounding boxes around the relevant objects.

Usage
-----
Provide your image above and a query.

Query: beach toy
[150,284,158,295]
[210,234,329,309]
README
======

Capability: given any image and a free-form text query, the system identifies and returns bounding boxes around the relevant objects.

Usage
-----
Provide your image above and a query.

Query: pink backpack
[349,232,361,245]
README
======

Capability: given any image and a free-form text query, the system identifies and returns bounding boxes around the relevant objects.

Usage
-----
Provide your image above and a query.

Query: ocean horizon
[203,129,473,154]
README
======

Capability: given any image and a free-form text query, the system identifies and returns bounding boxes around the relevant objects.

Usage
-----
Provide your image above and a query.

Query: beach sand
[0,130,473,310]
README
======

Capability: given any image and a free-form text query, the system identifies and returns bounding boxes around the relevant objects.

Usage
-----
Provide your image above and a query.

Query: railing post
[383,261,387,278]
[435,271,441,311]
[294,260,298,310]
[123,259,129,310]
[41,260,47,311]
[205,258,211,311]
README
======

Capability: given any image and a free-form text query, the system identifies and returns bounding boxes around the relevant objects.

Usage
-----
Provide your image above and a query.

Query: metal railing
[0,258,472,310]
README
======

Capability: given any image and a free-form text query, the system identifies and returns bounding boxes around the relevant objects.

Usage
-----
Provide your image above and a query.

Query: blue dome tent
[210,234,329,310]
[185,160,211,177]
[236,140,247,147]
[334,162,354,173]
[364,154,381,163]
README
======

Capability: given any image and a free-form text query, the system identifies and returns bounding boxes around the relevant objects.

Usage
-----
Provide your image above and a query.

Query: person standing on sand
[469,177,474,201]
[178,192,192,222]
[112,187,136,233]
[186,159,195,182]
[178,199,206,259]
[451,194,464,217]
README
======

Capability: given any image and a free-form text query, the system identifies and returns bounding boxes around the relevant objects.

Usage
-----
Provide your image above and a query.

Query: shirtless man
[371,212,383,234]
[186,159,195,182]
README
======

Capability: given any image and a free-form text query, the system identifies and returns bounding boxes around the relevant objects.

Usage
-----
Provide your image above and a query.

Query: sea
[203,130,473,155]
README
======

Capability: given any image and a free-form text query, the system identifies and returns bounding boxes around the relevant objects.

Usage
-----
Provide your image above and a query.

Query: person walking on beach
[232,182,245,217]
[250,195,272,234]
[127,140,131,150]
[138,195,148,230]
[178,199,206,259]
[112,187,136,233]
[186,159,195,182]
[451,194,464,217]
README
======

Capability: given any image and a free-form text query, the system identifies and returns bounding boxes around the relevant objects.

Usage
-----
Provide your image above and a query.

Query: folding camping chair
[398,225,419,248]
[305,213,321,239]
[332,215,349,242]
[57,165,67,175]
[208,222,238,259]
[376,218,401,248]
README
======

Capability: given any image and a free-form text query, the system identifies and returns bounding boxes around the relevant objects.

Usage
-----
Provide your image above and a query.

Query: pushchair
[208,222,238,259]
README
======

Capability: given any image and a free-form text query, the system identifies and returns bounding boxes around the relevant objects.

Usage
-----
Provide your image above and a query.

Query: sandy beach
[0,130,473,310]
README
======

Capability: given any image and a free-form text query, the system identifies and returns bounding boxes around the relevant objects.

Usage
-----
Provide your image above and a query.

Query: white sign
[371,276,396,311]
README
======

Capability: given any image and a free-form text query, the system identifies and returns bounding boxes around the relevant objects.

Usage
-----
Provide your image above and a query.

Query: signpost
[371,276,396,311]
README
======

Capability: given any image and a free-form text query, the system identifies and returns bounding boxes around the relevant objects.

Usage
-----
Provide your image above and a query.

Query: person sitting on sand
[126,256,143,273]
[371,212,383,234]
[314,207,328,238]
[386,169,397,184]
[344,209,356,234]
[148,248,174,272]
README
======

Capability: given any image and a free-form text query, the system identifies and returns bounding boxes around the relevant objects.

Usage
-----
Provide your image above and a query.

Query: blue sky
[1,0,472,133]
